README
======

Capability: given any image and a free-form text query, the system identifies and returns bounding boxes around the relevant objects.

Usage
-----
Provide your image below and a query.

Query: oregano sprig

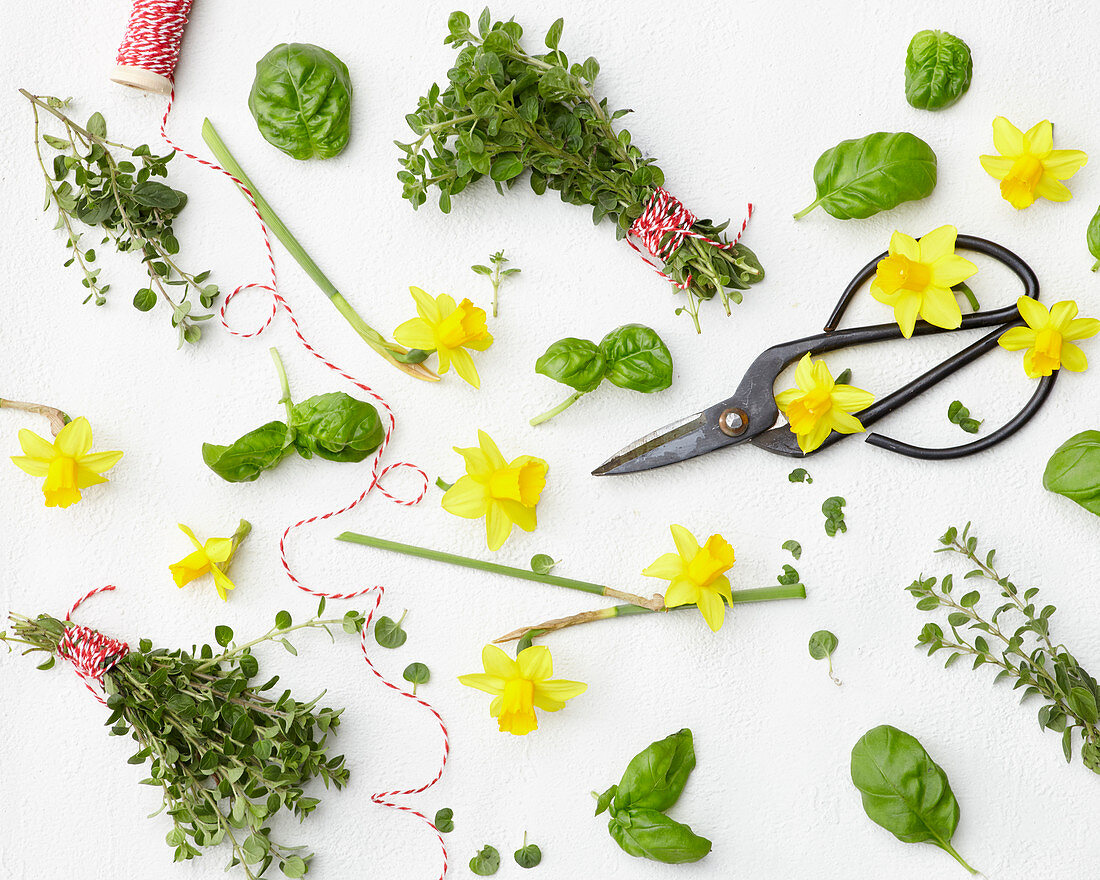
[23,90,218,348]
[908,523,1100,774]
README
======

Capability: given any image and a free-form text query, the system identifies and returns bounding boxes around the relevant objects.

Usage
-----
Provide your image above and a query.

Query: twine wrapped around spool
[111,0,193,95]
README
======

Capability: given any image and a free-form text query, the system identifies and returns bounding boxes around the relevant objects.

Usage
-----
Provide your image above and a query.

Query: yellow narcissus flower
[457,644,586,736]
[980,118,1088,209]
[998,297,1099,377]
[10,416,122,508]
[441,430,547,551]
[642,525,736,632]
[775,354,876,454]
[170,521,250,601]
[870,225,978,338]
[393,286,493,387]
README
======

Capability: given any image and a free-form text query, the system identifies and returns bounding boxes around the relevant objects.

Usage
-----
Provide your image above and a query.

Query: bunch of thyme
[23,90,218,347]
[397,10,764,331]
[908,523,1100,774]
[1,599,367,877]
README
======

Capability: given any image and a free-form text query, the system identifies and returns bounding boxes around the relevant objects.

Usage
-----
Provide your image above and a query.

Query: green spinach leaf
[1088,206,1100,272]
[794,132,937,220]
[904,30,973,110]
[470,844,500,876]
[290,392,384,462]
[202,421,294,483]
[851,725,976,873]
[1043,430,1100,517]
[248,43,353,160]
[599,324,674,393]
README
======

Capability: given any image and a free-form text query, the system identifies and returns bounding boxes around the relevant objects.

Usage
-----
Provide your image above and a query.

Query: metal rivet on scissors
[593,235,1057,476]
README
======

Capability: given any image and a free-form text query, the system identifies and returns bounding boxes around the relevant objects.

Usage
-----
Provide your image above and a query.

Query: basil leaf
[202,421,294,483]
[1043,430,1100,517]
[794,132,938,220]
[851,725,974,872]
[904,30,973,110]
[1088,206,1100,272]
[607,808,711,864]
[469,844,500,876]
[613,728,696,813]
[290,392,384,462]
[535,338,606,391]
[594,784,617,816]
[248,43,353,160]
[598,324,673,393]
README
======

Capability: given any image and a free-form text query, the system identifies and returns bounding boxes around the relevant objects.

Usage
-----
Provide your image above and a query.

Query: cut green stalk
[530,391,584,426]
[336,532,807,643]
[200,119,438,382]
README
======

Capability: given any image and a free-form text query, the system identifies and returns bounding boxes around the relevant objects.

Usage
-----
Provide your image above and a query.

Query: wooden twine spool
[111,0,193,95]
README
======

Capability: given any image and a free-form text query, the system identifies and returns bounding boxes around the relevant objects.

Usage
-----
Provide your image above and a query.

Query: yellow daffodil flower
[870,225,978,338]
[441,430,547,551]
[393,287,493,387]
[10,416,122,508]
[169,520,251,601]
[998,297,1099,377]
[980,118,1088,209]
[457,643,586,736]
[775,354,875,454]
[642,524,736,632]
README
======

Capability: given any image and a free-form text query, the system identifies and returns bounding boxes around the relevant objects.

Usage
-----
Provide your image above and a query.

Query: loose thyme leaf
[788,468,813,484]
[530,554,557,575]
[403,662,431,694]
[434,807,454,833]
[948,400,982,434]
[374,612,408,649]
[470,844,501,876]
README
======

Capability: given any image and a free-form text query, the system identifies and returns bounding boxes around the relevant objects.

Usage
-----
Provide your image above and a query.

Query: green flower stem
[0,396,71,436]
[200,119,438,383]
[337,531,661,609]
[529,391,585,426]
[269,347,294,423]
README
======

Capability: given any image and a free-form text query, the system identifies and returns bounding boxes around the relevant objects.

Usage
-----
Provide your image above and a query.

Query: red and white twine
[106,5,451,875]
[627,187,753,290]
[56,584,129,705]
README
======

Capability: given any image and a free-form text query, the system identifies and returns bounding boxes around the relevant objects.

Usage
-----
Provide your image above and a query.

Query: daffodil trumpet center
[875,254,932,296]
[1001,154,1045,204]
[1031,327,1063,373]
[488,462,543,506]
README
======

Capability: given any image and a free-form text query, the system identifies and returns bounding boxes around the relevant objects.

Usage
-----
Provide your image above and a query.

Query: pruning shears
[593,235,1056,476]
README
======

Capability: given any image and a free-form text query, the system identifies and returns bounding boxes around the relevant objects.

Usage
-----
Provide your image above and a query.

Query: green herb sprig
[947,400,982,434]
[0,600,368,878]
[23,90,217,347]
[398,10,764,331]
[909,523,1100,774]
[822,496,847,535]
[472,249,520,316]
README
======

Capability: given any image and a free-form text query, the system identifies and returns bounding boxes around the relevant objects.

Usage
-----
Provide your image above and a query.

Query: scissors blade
[592,405,747,476]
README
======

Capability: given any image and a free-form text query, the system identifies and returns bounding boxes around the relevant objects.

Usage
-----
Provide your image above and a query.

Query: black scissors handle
[749,235,1058,459]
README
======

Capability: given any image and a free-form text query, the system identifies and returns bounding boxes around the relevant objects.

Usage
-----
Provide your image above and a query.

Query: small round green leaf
[530,554,557,575]
[515,843,542,869]
[808,630,838,660]
[214,625,233,647]
[434,807,454,833]
[470,844,501,876]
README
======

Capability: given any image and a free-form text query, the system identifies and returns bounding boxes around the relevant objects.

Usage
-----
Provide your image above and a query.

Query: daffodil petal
[889,231,920,261]
[664,578,698,608]
[998,327,1036,351]
[211,568,236,601]
[799,417,834,454]
[793,352,814,390]
[1016,296,1050,329]
[894,293,921,338]
[1060,343,1089,372]
[1034,174,1073,202]
[170,550,210,587]
[79,449,123,474]
[919,288,963,330]
[930,255,978,289]
[830,410,866,435]
[484,502,512,551]
[517,645,553,681]
[392,317,437,351]
[992,116,1025,158]
[55,417,93,458]
[830,386,875,410]
[497,498,536,532]
[458,672,506,696]
[534,678,587,706]
[178,523,204,551]
[447,346,481,388]
[1042,149,1088,180]
[696,588,726,632]
[441,476,490,518]
[774,388,801,410]
[1024,120,1053,156]
[409,286,441,323]
[712,574,733,604]
[17,428,55,459]
[979,154,1013,180]
[466,332,495,352]
[436,293,457,316]
[477,430,507,470]
[669,524,699,560]
[916,225,958,263]
[203,537,234,563]
[481,644,518,679]
[1048,301,1078,329]
[10,455,49,476]
[75,466,109,490]
[1064,317,1100,342]
[642,552,685,580]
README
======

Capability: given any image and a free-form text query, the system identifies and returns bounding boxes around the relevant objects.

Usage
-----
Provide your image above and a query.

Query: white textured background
[2,2,1099,878]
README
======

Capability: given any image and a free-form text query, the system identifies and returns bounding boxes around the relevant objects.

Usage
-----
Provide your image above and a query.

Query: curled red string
[156,91,448,878]
[626,187,753,290]
[57,584,129,705]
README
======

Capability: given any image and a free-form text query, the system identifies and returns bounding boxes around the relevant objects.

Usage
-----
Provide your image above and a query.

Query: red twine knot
[57,585,128,705]
[626,187,753,291]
